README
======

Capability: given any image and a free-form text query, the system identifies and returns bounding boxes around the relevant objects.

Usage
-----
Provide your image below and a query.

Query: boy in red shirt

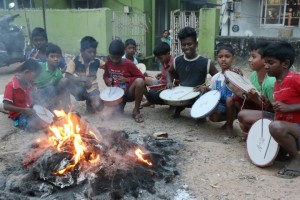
[263,41,300,179]
[103,40,146,123]
[3,59,43,131]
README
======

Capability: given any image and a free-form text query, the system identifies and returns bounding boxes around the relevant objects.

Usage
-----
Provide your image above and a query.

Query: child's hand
[118,76,128,83]
[259,95,271,109]
[272,101,292,113]
[194,85,209,93]
[155,73,162,80]
[84,80,92,89]
[231,67,243,76]
[246,88,258,100]
[24,108,35,116]
[107,78,113,86]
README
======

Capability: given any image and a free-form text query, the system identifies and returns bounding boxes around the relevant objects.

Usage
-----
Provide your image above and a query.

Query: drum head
[33,105,54,124]
[136,63,146,74]
[0,94,8,113]
[191,90,221,119]
[225,71,253,92]
[247,119,279,167]
[100,87,124,102]
[159,86,200,102]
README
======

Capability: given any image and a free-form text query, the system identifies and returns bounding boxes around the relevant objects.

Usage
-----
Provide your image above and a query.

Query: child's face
[180,37,197,59]
[47,53,62,68]
[32,36,47,50]
[248,50,265,71]
[156,53,170,64]
[264,57,285,78]
[81,48,96,62]
[125,44,136,57]
[109,54,122,65]
[217,49,234,70]
[23,70,40,84]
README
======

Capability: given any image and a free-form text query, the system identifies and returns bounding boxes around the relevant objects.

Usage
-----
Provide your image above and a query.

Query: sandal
[132,112,144,123]
[277,165,300,179]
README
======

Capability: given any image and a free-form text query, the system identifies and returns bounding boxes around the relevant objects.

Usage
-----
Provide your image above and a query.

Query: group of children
[2,26,300,179]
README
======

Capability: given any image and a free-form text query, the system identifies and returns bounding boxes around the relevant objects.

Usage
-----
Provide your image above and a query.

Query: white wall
[220,0,300,38]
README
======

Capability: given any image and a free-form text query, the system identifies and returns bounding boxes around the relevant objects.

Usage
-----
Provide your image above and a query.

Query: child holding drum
[237,42,276,138]
[103,39,146,123]
[200,44,238,134]
[2,59,44,131]
[262,41,300,179]
[65,36,105,114]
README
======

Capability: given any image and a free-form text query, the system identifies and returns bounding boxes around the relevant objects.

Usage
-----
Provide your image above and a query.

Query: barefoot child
[65,36,105,114]
[262,41,300,179]
[237,42,276,138]
[3,59,43,131]
[103,40,146,123]
[201,44,237,134]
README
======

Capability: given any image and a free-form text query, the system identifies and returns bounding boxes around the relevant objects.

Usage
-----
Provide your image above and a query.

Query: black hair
[153,42,170,56]
[262,41,295,68]
[163,30,170,35]
[31,27,48,41]
[178,27,197,42]
[17,59,41,73]
[109,39,125,56]
[124,39,136,48]
[216,44,235,56]
[45,43,62,56]
[249,41,270,55]
[80,36,98,51]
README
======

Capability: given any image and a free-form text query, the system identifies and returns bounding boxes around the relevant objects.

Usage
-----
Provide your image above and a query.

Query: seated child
[201,44,237,134]
[147,26,218,118]
[143,42,174,107]
[103,39,146,123]
[122,39,138,65]
[65,36,104,114]
[237,42,276,138]
[262,41,300,179]
[25,27,67,72]
[3,59,44,131]
[34,43,69,111]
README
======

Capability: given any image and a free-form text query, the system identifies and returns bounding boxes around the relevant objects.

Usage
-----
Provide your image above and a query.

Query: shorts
[146,89,165,105]
[296,125,300,150]
[71,86,100,102]
[262,111,275,120]
[217,103,226,113]
[124,88,135,102]
[14,113,29,129]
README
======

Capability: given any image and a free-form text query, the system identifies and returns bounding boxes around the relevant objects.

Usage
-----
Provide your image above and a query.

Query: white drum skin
[159,86,200,106]
[100,87,125,107]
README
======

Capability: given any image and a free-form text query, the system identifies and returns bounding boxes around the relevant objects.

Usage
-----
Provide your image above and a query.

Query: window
[261,0,300,26]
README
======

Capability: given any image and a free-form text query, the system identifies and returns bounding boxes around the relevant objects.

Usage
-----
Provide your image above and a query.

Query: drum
[224,71,254,98]
[247,119,279,167]
[148,84,167,91]
[136,63,146,74]
[190,90,221,119]
[0,94,8,114]
[100,87,124,107]
[159,86,200,106]
[33,104,54,125]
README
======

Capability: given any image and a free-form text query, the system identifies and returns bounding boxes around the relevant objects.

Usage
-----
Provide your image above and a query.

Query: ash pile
[0,111,185,199]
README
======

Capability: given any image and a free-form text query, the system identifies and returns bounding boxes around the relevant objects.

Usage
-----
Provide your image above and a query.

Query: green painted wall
[198,8,220,61]
[0,9,113,55]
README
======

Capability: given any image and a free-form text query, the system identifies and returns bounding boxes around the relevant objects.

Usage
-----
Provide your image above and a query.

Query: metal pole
[42,0,46,32]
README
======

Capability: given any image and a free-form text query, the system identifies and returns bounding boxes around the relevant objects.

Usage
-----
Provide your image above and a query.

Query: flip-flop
[132,112,144,123]
[277,165,300,179]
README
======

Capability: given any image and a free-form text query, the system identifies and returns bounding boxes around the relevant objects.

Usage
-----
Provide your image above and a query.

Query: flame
[134,148,152,166]
[48,110,100,175]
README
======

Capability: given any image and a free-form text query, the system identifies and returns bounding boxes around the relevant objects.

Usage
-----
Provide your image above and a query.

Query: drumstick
[264,136,272,159]
[177,90,195,100]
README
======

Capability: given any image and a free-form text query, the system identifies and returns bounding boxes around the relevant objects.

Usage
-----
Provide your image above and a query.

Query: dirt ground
[0,64,300,200]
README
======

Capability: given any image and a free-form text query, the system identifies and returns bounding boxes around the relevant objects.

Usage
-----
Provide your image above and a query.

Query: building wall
[220,0,300,38]
[0,8,113,55]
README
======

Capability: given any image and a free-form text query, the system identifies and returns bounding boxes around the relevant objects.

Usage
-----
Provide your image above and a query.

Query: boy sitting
[65,36,104,114]
[34,43,69,111]
[103,40,146,123]
[25,27,67,72]
[262,41,300,179]
[3,59,43,131]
